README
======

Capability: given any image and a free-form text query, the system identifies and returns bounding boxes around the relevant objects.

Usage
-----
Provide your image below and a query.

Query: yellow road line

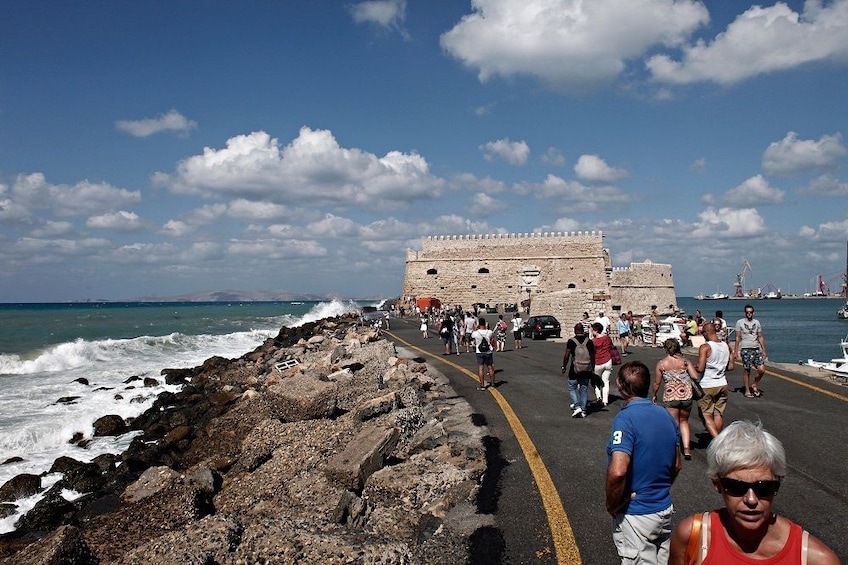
[764,368,848,402]
[386,330,581,564]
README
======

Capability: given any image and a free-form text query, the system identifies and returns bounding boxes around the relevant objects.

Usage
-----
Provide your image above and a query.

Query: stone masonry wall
[401,232,677,321]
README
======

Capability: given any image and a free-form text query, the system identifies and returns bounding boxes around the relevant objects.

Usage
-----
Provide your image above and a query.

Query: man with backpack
[562,323,596,417]
[472,317,496,391]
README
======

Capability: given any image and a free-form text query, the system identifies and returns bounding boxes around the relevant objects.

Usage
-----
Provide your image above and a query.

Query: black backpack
[478,333,491,353]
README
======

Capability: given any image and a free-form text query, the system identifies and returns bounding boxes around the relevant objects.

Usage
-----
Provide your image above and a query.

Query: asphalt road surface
[383,316,848,565]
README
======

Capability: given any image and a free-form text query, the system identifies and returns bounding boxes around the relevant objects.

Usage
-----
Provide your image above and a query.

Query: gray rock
[92,414,127,436]
[266,373,338,422]
[0,473,41,502]
[324,425,400,491]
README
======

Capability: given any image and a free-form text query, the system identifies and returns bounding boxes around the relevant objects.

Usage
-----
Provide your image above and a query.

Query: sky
[1,0,848,302]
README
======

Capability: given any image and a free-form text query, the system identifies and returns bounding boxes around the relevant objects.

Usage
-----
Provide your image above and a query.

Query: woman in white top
[512,312,523,350]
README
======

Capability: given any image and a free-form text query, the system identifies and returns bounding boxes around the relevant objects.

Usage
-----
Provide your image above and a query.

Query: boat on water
[838,302,848,319]
[800,334,848,380]
[695,292,729,300]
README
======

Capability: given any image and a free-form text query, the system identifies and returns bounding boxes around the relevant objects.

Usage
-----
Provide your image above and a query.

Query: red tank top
[703,511,805,564]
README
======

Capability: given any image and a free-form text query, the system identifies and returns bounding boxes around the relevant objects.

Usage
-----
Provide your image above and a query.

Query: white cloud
[86,211,146,232]
[762,132,848,176]
[155,128,444,206]
[514,174,631,211]
[30,220,74,238]
[551,217,581,232]
[11,173,141,217]
[468,192,508,216]
[349,0,407,36]
[441,0,708,90]
[115,109,197,138]
[723,174,785,207]
[799,174,848,196]
[574,154,629,182]
[227,199,289,221]
[226,239,327,259]
[689,157,707,173]
[480,138,530,165]
[647,1,848,85]
[541,147,566,167]
[691,207,767,238]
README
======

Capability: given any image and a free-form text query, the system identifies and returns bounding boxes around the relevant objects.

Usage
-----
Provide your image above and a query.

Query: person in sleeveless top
[652,338,702,460]
[695,322,734,439]
[668,420,840,564]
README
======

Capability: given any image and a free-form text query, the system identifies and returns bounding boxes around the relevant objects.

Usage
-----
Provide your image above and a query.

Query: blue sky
[2,0,848,302]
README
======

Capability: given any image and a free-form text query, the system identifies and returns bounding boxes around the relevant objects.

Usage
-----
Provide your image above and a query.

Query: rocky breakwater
[0,316,492,564]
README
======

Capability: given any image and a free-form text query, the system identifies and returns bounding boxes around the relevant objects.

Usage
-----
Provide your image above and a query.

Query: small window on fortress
[471,285,477,289]
[427,268,438,275]
[478,268,490,274]
[567,283,576,288]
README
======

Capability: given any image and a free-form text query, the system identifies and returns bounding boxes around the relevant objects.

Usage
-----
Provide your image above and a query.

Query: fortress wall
[402,233,678,319]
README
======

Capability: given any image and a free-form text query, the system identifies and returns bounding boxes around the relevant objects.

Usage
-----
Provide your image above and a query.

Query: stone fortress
[401,232,678,327]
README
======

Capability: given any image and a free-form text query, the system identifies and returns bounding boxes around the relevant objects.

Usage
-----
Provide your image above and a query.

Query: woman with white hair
[668,420,839,564]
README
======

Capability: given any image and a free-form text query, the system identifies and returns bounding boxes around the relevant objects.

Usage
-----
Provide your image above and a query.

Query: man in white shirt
[595,311,611,335]
[471,318,496,390]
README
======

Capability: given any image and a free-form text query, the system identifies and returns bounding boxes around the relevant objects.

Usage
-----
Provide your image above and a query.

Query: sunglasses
[719,477,781,497]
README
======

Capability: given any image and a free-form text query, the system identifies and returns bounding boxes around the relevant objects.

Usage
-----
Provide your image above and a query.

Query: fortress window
[478,268,490,274]
[427,268,438,275]
[567,283,576,288]
[471,285,477,289]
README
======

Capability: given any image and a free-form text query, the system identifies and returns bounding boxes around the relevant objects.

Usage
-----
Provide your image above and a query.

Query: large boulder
[265,374,338,422]
[0,473,41,502]
[93,414,127,436]
[6,525,97,565]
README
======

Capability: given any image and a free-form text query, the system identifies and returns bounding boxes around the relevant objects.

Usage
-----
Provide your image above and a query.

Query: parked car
[523,315,562,340]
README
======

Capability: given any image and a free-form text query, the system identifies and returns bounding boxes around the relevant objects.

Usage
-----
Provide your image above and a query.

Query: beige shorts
[697,385,728,416]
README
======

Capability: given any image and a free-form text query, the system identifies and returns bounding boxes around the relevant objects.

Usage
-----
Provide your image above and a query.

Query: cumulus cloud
[798,174,848,196]
[441,0,708,90]
[723,174,785,207]
[226,239,327,259]
[154,127,444,206]
[689,157,707,173]
[515,174,631,211]
[480,138,530,165]
[762,132,848,176]
[349,0,408,36]
[541,147,566,167]
[468,192,508,216]
[86,211,146,232]
[647,1,848,85]
[115,109,197,138]
[227,199,289,221]
[10,173,141,217]
[574,154,629,182]
[691,207,768,238]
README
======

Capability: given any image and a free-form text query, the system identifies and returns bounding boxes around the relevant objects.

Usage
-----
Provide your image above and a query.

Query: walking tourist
[617,313,632,355]
[650,305,660,347]
[562,323,595,418]
[495,314,508,352]
[591,322,614,407]
[512,312,524,350]
[471,318,496,390]
[439,313,454,355]
[668,420,840,565]
[420,313,428,339]
[580,311,592,335]
[606,361,681,565]
[595,311,611,334]
[734,304,768,398]
[652,338,701,460]
[695,322,734,440]
[464,311,477,352]
[713,309,728,343]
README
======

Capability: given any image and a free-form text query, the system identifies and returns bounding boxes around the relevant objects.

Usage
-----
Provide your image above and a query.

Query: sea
[0,299,369,533]
[0,296,846,533]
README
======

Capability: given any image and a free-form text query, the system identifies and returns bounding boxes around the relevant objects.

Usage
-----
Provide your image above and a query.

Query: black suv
[523,315,562,340]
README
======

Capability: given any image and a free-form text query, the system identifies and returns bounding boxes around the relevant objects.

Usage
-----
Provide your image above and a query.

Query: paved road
[383,316,848,564]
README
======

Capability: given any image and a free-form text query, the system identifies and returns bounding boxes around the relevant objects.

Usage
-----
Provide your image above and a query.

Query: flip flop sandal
[744,390,754,398]
[752,388,763,397]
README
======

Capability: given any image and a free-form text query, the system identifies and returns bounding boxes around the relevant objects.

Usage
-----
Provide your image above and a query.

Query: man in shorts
[471,318,495,390]
[695,322,734,439]
[734,304,767,397]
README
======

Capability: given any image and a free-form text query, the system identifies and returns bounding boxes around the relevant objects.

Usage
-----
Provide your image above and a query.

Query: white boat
[695,291,729,300]
[800,335,848,376]
[838,302,848,319]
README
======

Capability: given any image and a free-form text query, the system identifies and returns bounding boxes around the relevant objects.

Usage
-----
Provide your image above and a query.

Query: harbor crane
[734,260,752,298]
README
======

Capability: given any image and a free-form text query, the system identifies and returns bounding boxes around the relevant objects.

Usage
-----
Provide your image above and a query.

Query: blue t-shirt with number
[606,398,679,515]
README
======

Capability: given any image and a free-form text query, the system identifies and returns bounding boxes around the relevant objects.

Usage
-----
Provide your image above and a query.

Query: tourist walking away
[562,323,595,418]
[713,310,728,343]
[617,313,632,355]
[420,313,429,339]
[438,313,454,355]
[452,313,462,355]
[734,304,767,398]
[472,318,496,390]
[464,311,476,352]
[695,322,734,440]
[495,314,508,352]
[668,420,840,565]
[652,338,701,460]
[591,322,614,407]
[512,312,524,350]
[607,361,681,565]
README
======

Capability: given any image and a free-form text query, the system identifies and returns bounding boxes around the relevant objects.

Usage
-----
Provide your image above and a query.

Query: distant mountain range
[128,289,346,303]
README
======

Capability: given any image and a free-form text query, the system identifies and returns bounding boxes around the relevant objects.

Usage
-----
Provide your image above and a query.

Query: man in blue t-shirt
[606,361,681,565]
